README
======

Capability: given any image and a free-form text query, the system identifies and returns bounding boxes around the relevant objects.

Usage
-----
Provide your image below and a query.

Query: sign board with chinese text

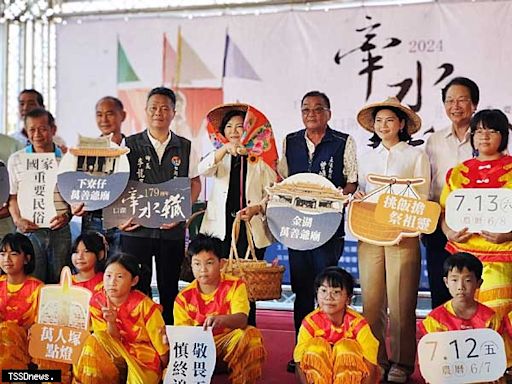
[418,329,506,383]
[29,324,89,365]
[17,153,58,228]
[57,142,130,211]
[266,173,347,250]
[29,267,92,364]
[164,326,216,384]
[348,175,432,246]
[445,189,512,233]
[0,163,9,206]
[375,193,440,234]
[103,178,192,229]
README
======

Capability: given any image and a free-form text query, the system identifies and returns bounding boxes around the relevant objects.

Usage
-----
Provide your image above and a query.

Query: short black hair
[147,87,176,107]
[19,89,45,108]
[441,77,480,106]
[368,106,412,148]
[219,110,246,136]
[187,233,223,260]
[105,253,146,291]
[96,96,124,111]
[24,108,56,128]
[314,266,354,297]
[301,91,330,110]
[443,252,483,281]
[0,233,36,274]
[470,109,510,152]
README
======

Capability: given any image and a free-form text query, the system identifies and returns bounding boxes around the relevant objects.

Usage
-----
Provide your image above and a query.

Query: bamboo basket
[223,216,285,301]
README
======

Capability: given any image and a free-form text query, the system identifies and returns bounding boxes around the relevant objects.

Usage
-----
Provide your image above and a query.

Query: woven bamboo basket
[349,200,416,245]
[223,216,285,301]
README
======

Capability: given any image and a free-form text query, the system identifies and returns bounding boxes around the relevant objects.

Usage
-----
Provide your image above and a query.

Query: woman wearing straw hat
[198,103,278,326]
[353,97,430,383]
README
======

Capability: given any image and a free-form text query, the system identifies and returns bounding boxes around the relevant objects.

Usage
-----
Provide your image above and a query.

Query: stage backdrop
[56,1,512,288]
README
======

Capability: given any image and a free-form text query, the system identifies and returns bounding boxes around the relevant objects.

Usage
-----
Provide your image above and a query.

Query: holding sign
[418,329,506,383]
[164,326,216,384]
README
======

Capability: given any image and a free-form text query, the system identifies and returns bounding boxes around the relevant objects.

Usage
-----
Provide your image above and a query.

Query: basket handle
[227,215,257,270]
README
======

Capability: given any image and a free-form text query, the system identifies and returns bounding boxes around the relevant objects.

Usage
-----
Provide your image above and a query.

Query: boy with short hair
[419,252,501,335]
[173,233,266,384]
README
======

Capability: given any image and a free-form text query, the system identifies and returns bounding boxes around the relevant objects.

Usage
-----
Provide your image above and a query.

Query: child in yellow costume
[294,267,379,384]
[441,110,512,318]
[173,233,266,384]
[73,253,169,384]
[70,232,106,294]
[0,233,43,371]
[418,252,501,336]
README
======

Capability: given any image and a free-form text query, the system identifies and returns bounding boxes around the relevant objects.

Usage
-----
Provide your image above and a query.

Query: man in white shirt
[424,77,479,308]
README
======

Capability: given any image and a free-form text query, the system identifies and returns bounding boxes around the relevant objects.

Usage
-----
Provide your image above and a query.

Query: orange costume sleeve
[0,275,43,328]
[71,272,104,295]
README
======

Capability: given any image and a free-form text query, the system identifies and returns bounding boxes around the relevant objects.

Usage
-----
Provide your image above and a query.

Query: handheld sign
[349,174,439,246]
[445,188,512,233]
[266,173,348,250]
[17,152,58,228]
[164,326,216,384]
[57,135,130,211]
[418,329,506,383]
[29,267,91,365]
[103,178,192,229]
[0,162,9,206]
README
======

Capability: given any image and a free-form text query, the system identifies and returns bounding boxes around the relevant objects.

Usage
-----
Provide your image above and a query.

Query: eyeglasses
[444,97,472,107]
[301,107,329,115]
[473,128,501,136]
[317,286,345,299]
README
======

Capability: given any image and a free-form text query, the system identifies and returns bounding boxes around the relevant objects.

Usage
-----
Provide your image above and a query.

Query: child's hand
[102,306,118,323]
[203,315,227,330]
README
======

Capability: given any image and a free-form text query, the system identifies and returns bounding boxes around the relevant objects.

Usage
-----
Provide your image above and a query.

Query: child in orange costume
[419,252,501,336]
[70,232,106,294]
[173,234,266,384]
[73,253,169,384]
[0,233,43,371]
[294,267,379,384]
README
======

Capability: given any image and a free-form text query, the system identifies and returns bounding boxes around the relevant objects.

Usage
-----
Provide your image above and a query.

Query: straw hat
[356,96,422,134]
[206,103,248,133]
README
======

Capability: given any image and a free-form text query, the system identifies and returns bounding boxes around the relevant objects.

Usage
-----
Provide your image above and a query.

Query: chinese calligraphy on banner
[103,178,192,229]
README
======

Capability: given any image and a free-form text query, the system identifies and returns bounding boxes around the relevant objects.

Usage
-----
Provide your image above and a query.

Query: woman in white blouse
[353,97,430,384]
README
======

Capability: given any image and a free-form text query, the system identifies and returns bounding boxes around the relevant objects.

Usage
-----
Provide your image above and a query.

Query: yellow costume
[173,273,266,384]
[441,155,512,317]
[500,311,512,368]
[418,301,500,336]
[293,307,379,384]
[73,290,169,384]
[0,275,42,370]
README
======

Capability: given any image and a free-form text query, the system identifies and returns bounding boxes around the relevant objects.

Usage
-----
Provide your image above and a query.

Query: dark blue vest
[285,127,348,188]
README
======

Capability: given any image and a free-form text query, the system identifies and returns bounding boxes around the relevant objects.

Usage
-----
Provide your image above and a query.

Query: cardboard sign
[103,178,192,229]
[374,193,441,234]
[57,138,130,211]
[266,173,348,250]
[0,163,9,206]
[30,267,92,365]
[29,324,89,365]
[164,326,216,384]
[17,153,58,228]
[348,174,430,246]
[418,329,506,383]
[445,188,512,233]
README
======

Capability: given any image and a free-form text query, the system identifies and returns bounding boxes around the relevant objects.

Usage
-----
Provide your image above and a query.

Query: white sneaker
[387,365,408,383]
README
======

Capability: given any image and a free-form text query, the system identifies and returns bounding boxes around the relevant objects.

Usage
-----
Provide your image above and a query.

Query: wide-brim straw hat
[356,96,422,134]
[206,103,248,133]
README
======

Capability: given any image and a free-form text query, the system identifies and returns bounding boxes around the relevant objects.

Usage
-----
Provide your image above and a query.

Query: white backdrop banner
[56,1,512,161]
